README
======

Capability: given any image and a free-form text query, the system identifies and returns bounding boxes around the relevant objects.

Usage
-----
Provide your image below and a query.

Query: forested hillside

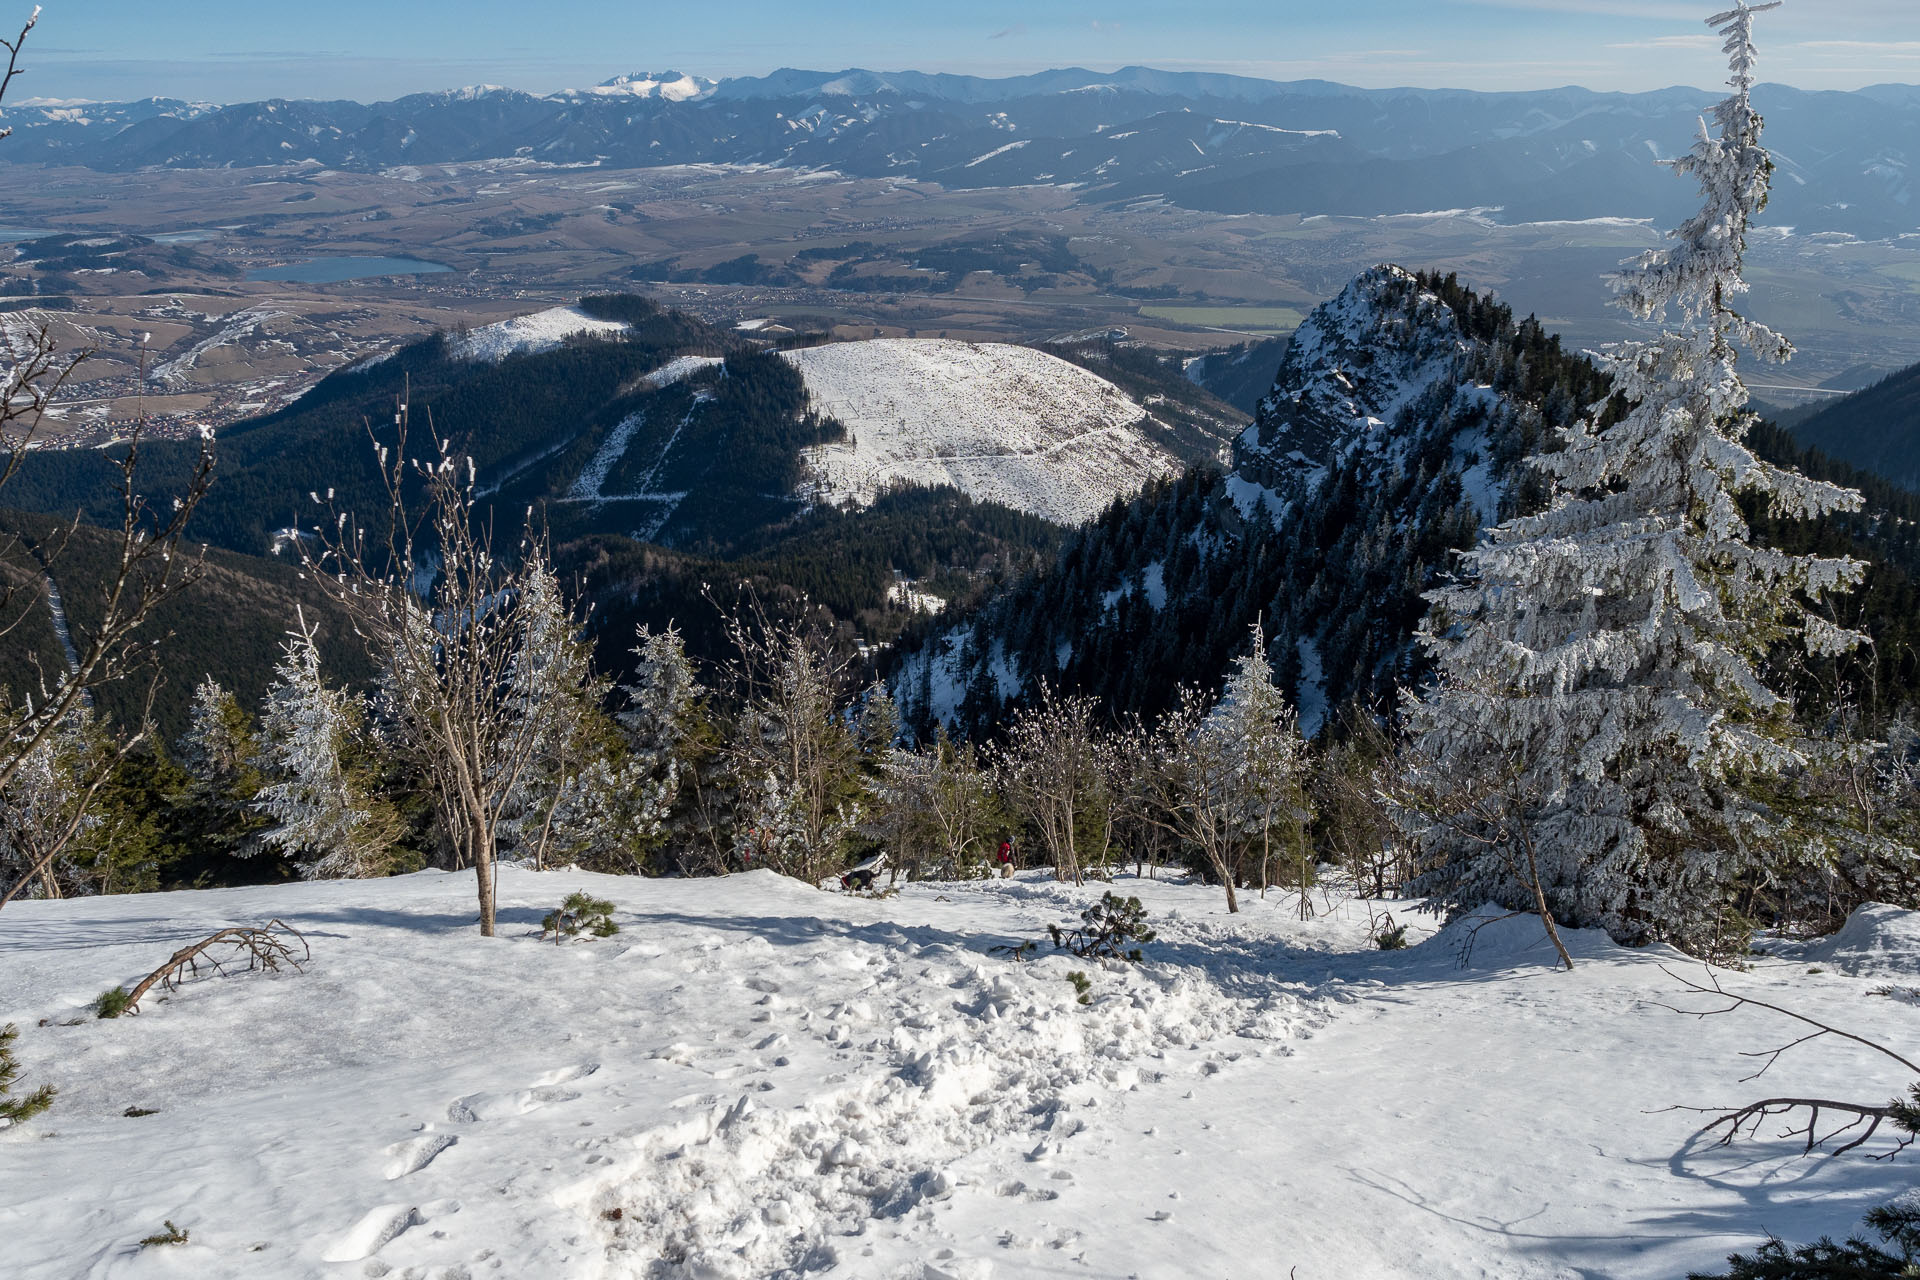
[1789,360,1920,492]
[0,510,371,741]
[891,267,1920,740]
[0,297,738,558]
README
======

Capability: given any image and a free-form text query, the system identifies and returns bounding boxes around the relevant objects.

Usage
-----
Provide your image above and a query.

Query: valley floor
[2,868,1916,1279]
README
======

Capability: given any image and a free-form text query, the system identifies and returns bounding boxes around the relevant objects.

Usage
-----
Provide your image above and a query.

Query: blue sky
[17,1,1918,104]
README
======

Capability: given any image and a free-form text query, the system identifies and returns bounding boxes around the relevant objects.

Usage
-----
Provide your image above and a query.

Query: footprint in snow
[443,1063,598,1123]
[321,1204,422,1262]
[532,1062,599,1087]
[383,1132,457,1180]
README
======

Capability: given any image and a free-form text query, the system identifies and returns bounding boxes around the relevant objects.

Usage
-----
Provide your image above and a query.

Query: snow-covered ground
[783,340,1180,526]
[452,307,631,363]
[3,870,1916,1279]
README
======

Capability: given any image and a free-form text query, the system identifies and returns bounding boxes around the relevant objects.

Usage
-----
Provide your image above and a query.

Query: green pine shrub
[0,1024,55,1126]
[541,892,620,942]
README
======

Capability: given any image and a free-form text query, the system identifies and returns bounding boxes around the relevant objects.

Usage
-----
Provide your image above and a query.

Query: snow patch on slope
[641,354,723,389]
[783,338,1178,526]
[1788,904,1920,975]
[452,306,630,363]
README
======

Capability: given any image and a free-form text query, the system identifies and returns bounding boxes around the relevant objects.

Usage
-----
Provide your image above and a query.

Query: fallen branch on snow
[105,920,310,1016]
[1656,964,1920,1161]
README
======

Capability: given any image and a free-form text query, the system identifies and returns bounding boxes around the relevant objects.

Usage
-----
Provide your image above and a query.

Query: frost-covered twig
[0,6,40,143]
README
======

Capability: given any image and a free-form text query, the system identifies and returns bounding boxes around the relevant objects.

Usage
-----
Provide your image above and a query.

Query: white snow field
[781,340,1180,526]
[3,870,1916,1279]
[452,308,631,363]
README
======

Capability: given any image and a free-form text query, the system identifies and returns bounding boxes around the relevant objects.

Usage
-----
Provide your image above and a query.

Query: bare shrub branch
[116,919,311,1014]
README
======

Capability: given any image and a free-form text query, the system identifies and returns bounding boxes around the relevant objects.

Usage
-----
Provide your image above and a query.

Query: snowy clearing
[642,355,724,390]
[2,871,1914,1279]
[452,307,630,363]
[783,340,1179,526]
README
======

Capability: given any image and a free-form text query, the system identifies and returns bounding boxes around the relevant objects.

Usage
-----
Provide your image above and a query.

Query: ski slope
[782,339,1180,526]
[2,870,1915,1279]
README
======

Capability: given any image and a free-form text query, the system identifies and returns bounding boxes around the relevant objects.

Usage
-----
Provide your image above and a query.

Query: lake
[248,256,453,284]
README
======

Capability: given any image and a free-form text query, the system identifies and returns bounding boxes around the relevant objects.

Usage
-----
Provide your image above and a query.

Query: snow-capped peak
[574,72,717,102]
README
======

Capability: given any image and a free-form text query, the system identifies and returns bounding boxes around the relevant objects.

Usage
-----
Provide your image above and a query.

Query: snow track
[587,907,1305,1278]
[0,870,1319,1280]
[5,871,1915,1279]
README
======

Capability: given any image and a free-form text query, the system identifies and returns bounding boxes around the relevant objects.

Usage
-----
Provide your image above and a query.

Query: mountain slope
[889,266,1920,740]
[1790,360,1920,491]
[890,266,1575,736]
[0,510,372,740]
[782,339,1194,526]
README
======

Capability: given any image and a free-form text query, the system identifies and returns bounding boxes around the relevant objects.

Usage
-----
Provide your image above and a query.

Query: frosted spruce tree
[618,624,701,792]
[176,678,267,855]
[496,558,611,868]
[1144,624,1309,914]
[1403,1,1868,958]
[0,711,101,901]
[1209,624,1312,910]
[254,616,393,878]
[505,615,692,875]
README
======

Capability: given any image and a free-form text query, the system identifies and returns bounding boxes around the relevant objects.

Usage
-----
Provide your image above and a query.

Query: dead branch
[1680,1096,1914,1160]
[120,919,309,1014]
[1654,965,1920,1161]
[1657,964,1920,1078]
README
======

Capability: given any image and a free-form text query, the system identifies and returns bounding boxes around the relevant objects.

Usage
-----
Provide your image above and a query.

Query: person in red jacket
[996,838,1014,878]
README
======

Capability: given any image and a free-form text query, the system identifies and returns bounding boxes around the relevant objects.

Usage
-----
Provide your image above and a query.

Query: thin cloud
[1607,36,1719,50]
[1461,0,1703,16]
[987,24,1026,41]
[1799,40,1920,52]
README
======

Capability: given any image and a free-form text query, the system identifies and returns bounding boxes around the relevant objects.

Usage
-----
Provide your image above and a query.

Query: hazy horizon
[15,0,1916,106]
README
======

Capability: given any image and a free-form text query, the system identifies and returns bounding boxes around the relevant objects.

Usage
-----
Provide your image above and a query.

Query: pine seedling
[93,987,133,1019]
[1048,893,1158,962]
[0,1023,55,1125]
[1067,972,1093,1005]
[540,891,620,942]
[139,1221,189,1247]
[1375,923,1410,952]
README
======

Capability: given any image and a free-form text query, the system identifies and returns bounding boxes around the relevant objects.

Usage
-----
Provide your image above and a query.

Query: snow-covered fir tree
[254,616,393,879]
[723,609,864,885]
[176,678,267,855]
[1207,624,1311,907]
[1139,625,1308,913]
[495,557,624,869]
[620,624,702,766]
[0,710,101,901]
[516,613,693,874]
[1403,1,1870,956]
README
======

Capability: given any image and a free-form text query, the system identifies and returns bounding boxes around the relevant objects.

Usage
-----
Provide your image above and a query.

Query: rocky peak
[1237,264,1468,489]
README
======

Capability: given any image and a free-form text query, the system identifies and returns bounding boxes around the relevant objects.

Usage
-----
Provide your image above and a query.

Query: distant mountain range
[2,67,1915,238]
